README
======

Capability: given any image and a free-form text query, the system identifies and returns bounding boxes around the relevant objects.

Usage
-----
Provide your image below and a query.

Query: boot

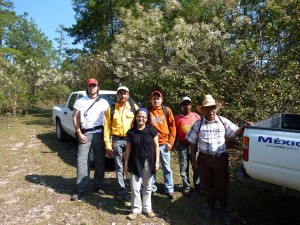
[202,196,215,223]
[219,196,231,225]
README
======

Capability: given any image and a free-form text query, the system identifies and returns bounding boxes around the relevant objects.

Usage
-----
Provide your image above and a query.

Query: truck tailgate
[243,128,300,191]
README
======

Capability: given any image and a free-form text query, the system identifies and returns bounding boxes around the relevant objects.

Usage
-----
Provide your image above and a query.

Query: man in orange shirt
[148,91,176,199]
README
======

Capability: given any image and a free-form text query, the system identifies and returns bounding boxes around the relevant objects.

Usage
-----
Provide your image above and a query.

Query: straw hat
[199,94,222,112]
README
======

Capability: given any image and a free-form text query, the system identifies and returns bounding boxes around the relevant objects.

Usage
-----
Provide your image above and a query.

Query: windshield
[99,94,137,106]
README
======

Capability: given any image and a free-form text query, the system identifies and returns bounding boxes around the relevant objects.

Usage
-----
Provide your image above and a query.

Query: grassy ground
[0,108,300,225]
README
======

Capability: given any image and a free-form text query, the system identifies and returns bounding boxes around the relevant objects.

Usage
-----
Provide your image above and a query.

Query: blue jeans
[152,144,174,193]
[178,141,200,190]
[112,137,127,195]
[76,132,105,193]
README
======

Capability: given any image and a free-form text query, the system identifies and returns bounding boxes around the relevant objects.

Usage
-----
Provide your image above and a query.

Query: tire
[56,119,68,141]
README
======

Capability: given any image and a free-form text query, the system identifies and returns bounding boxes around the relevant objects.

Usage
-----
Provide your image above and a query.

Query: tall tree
[67,0,166,51]
[54,24,69,68]
[0,0,16,59]
[4,13,56,66]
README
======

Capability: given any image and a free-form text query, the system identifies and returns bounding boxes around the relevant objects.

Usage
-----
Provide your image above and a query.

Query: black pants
[198,152,229,198]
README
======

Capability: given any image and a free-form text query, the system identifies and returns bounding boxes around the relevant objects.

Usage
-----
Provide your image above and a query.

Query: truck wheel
[56,119,68,141]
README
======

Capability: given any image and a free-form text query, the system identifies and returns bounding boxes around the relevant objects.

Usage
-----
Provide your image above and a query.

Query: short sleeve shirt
[126,126,158,177]
[175,112,200,144]
[185,116,238,154]
[73,95,109,131]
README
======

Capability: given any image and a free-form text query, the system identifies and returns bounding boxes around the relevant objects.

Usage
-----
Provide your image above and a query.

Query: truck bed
[251,113,300,131]
[240,113,300,192]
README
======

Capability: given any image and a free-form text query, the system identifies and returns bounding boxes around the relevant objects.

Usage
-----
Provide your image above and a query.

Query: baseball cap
[87,78,98,85]
[151,91,163,97]
[181,96,192,104]
[117,86,129,93]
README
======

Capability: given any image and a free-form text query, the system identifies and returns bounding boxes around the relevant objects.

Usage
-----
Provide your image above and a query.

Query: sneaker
[116,194,126,201]
[95,188,105,195]
[168,192,176,199]
[70,192,84,201]
[144,211,155,218]
[127,212,138,220]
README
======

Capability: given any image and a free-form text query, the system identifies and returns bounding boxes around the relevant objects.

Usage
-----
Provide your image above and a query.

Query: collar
[180,111,192,118]
[202,115,219,124]
[116,101,130,109]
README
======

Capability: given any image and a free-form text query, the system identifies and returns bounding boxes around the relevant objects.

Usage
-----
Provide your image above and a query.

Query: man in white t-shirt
[71,78,110,201]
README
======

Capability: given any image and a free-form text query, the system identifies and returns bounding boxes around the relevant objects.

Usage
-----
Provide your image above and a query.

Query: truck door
[63,93,82,136]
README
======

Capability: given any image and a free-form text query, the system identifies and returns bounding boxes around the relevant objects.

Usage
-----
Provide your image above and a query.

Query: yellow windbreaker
[103,102,138,150]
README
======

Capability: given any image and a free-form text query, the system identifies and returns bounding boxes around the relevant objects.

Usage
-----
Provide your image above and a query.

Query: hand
[191,160,198,172]
[124,164,129,175]
[78,134,88,144]
[244,120,253,127]
[165,143,172,152]
[154,163,160,172]
[106,149,114,158]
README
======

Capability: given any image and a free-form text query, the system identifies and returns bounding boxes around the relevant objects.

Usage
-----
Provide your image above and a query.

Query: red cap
[151,91,163,97]
[87,78,98,85]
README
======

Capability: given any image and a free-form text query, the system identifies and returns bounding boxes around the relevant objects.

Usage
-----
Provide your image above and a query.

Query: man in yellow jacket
[104,86,138,201]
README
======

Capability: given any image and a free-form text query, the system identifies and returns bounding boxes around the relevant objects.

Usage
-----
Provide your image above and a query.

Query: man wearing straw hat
[186,94,252,225]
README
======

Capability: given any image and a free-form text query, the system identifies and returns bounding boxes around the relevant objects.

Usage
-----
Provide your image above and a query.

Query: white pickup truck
[237,113,300,191]
[52,90,137,141]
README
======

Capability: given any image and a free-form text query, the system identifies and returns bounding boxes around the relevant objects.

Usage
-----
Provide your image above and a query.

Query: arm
[73,108,87,144]
[166,108,177,151]
[190,143,198,171]
[235,120,253,136]
[154,135,160,172]
[172,137,179,153]
[124,141,132,176]
[103,106,113,150]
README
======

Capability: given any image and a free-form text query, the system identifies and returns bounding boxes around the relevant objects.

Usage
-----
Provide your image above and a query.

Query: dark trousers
[198,152,229,198]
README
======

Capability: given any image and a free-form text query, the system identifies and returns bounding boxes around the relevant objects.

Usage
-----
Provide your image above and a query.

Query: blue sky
[13,0,81,49]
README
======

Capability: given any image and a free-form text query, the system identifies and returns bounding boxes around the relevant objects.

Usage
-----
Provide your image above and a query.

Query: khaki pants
[130,159,153,213]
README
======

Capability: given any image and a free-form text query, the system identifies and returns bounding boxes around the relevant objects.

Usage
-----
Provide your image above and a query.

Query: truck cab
[52,90,137,141]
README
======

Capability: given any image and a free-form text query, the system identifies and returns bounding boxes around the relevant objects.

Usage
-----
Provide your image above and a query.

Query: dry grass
[0,108,299,225]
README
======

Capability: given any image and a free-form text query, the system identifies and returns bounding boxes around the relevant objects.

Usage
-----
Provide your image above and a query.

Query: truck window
[100,94,137,107]
[100,94,117,106]
[67,94,78,111]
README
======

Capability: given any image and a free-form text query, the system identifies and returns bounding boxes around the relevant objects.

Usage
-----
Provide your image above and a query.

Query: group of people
[70,78,252,225]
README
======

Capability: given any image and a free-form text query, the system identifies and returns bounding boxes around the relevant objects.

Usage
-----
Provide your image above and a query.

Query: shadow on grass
[36,132,115,170]
[21,108,53,126]
[24,174,134,216]
[230,181,300,225]
[151,188,206,225]
[24,173,207,224]
[27,107,52,118]
[36,132,78,168]
[25,174,76,194]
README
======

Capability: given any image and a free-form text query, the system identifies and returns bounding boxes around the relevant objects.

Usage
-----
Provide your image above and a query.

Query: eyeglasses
[136,116,147,119]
